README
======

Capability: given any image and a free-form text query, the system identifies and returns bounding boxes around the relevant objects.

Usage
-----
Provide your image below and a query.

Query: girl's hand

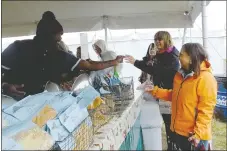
[188,134,200,147]
[145,85,154,92]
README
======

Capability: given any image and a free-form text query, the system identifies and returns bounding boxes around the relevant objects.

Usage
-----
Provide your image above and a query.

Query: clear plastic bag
[137,79,155,102]
[136,79,154,91]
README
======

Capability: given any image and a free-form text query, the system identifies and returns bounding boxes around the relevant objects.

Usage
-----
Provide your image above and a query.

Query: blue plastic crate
[215,76,227,121]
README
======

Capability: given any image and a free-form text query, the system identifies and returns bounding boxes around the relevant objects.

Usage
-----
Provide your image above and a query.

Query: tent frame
[181,0,208,48]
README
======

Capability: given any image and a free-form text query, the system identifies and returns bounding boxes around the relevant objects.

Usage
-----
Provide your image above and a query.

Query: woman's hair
[154,31,173,49]
[182,43,209,75]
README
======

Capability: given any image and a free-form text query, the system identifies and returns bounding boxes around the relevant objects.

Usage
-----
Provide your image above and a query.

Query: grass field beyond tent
[162,119,226,150]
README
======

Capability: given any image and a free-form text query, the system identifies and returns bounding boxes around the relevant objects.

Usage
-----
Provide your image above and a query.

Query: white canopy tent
[2,1,210,38]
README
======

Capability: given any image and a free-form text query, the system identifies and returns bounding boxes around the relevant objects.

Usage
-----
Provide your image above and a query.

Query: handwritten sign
[59,102,89,132]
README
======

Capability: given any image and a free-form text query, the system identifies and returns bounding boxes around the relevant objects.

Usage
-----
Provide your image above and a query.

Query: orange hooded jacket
[149,61,217,140]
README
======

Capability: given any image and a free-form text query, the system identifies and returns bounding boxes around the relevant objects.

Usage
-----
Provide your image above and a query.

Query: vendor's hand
[2,83,26,98]
[61,82,72,91]
[125,55,136,64]
[188,134,200,147]
[115,55,125,63]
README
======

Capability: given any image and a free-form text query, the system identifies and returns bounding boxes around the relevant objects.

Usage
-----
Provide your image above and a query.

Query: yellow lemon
[87,97,105,110]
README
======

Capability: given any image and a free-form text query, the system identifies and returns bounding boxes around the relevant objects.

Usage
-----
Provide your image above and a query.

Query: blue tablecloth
[119,112,143,150]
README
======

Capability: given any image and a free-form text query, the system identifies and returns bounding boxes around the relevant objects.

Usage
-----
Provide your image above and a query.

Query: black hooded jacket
[134,46,180,89]
[1,11,81,97]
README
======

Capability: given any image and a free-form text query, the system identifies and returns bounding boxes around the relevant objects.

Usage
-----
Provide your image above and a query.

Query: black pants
[172,132,210,151]
[172,132,192,151]
[162,114,173,151]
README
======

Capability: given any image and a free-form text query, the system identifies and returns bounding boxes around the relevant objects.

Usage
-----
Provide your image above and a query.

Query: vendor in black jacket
[125,31,180,151]
[1,11,124,100]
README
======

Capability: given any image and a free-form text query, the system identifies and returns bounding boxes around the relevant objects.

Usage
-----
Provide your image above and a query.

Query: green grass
[212,119,227,150]
[161,126,168,150]
[161,119,226,150]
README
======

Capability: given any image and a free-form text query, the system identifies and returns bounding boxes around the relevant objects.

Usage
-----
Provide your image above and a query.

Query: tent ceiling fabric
[2,1,210,37]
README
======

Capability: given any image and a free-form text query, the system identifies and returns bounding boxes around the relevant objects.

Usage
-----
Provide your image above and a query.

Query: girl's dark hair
[138,43,155,83]
[182,43,209,75]
[77,46,81,50]
[145,43,155,57]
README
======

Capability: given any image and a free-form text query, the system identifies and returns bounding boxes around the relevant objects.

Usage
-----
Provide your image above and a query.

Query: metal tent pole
[202,0,208,50]
[190,28,192,42]
[182,28,187,45]
[103,16,108,46]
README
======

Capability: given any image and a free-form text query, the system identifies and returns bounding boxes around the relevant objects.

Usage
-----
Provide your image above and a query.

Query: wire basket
[49,143,61,151]
[50,116,93,150]
[88,98,113,133]
[100,77,134,114]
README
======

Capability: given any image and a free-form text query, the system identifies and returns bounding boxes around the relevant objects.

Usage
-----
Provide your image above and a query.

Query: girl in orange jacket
[146,43,217,150]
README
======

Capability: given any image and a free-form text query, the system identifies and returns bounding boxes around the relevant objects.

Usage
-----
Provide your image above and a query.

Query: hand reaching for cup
[116,55,125,63]
[124,55,136,64]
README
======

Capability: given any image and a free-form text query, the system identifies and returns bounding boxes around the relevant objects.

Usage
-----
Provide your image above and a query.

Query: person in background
[58,45,81,91]
[125,31,180,150]
[92,39,123,77]
[93,39,117,61]
[60,46,87,91]
[138,43,156,84]
[146,43,217,151]
[1,11,124,100]
[76,46,81,58]
[132,43,163,150]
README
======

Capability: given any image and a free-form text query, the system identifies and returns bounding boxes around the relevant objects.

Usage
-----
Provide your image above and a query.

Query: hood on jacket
[93,39,123,75]
[93,39,117,61]
[179,60,213,79]
[200,60,212,73]
[93,39,107,54]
